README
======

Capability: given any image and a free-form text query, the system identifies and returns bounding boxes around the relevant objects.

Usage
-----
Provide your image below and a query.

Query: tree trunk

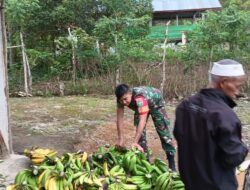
[0,0,12,157]
[68,28,77,86]
[208,46,214,83]
[72,46,76,86]
[25,53,32,94]
[114,34,121,86]
[115,68,120,86]
[7,31,13,67]
[20,32,29,95]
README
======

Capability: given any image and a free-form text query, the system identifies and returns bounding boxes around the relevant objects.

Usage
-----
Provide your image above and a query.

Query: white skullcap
[210,60,245,77]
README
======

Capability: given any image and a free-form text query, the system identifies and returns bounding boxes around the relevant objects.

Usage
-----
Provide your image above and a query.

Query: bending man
[115,84,176,171]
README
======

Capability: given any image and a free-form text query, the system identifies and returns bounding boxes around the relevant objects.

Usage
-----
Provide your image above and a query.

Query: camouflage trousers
[134,107,176,159]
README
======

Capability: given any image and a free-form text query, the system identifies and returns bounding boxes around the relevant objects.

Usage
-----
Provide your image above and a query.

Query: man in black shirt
[174,59,248,190]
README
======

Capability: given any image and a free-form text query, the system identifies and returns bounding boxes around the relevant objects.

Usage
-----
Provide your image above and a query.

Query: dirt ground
[7,96,250,189]
[10,96,171,160]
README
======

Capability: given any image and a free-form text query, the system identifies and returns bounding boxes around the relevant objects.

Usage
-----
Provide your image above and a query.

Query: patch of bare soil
[73,118,168,161]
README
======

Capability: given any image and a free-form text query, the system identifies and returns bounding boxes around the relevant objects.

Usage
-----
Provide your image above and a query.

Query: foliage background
[5,0,250,98]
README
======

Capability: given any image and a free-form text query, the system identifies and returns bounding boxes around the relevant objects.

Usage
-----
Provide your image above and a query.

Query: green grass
[9,96,116,134]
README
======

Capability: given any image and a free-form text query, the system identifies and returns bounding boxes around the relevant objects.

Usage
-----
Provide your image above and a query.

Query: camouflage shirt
[127,86,165,114]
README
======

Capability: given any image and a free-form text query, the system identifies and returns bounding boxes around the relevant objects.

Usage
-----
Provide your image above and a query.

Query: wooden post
[20,32,29,95]
[160,21,170,94]
[68,28,77,86]
[208,46,214,83]
[114,34,120,86]
[0,0,12,157]
[25,53,32,93]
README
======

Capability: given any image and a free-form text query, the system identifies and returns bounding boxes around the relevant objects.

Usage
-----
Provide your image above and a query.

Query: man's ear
[218,77,228,90]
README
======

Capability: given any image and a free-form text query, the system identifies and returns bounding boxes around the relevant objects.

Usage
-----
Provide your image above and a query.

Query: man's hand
[170,138,177,149]
[131,143,144,152]
[115,138,125,150]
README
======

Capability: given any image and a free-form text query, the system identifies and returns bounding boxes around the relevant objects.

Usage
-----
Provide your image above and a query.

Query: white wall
[0,2,11,154]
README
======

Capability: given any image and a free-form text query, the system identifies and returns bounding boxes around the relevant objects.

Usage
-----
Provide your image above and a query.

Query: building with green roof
[148,0,222,42]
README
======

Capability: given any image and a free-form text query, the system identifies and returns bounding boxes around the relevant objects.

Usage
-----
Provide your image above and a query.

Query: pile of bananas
[7,146,184,190]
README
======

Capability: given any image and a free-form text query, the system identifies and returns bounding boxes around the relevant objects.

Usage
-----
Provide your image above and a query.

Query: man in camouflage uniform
[115,84,176,171]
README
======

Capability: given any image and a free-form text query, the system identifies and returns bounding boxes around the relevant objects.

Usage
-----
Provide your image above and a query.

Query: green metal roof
[147,25,196,40]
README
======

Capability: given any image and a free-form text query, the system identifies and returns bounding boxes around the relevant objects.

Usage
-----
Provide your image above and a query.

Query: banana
[128,155,137,173]
[15,170,28,185]
[6,184,16,190]
[45,175,54,190]
[138,181,152,190]
[152,165,163,176]
[63,153,74,168]
[80,152,88,164]
[28,148,57,165]
[92,174,102,187]
[85,161,91,171]
[141,160,153,173]
[27,175,38,187]
[172,180,185,190]
[55,158,65,172]
[134,167,145,176]
[103,161,110,176]
[120,183,138,190]
[123,153,132,171]
[68,183,74,190]
[75,158,82,170]
[155,172,169,190]
[84,173,94,185]
[156,172,171,190]
[109,165,121,176]
[112,168,125,178]
[48,176,57,190]
[31,157,45,165]
[131,176,146,185]
[79,172,88,184]
[58,178,64,190]
[107,183,117,190]
[40,170,52,188]
[72,171,84,179]
[161,177,171,190]
[154,158,168,173]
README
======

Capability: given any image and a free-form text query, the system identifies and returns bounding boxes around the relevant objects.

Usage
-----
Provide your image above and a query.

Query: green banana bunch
[108,181,138,190]
[154,158,168,173]
[73,170,102,188]
[155,172,171,190]
[123,152,137,174]
[131,174,152,190]
[155,171,184,190]
[15,169,39,189]
[171,173,185,190]
[109,165,126,180]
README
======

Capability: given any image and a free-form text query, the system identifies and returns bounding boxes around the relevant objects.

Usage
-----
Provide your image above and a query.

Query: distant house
[147,0,222,41]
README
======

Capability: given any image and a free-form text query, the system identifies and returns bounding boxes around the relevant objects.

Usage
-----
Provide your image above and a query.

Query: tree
[184,4,250,63]
[6,0,40,95]
[94,0,152,85]
[55,27,96,80]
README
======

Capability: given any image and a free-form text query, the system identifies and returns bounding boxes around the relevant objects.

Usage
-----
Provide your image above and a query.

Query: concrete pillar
[0,0,12,157]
